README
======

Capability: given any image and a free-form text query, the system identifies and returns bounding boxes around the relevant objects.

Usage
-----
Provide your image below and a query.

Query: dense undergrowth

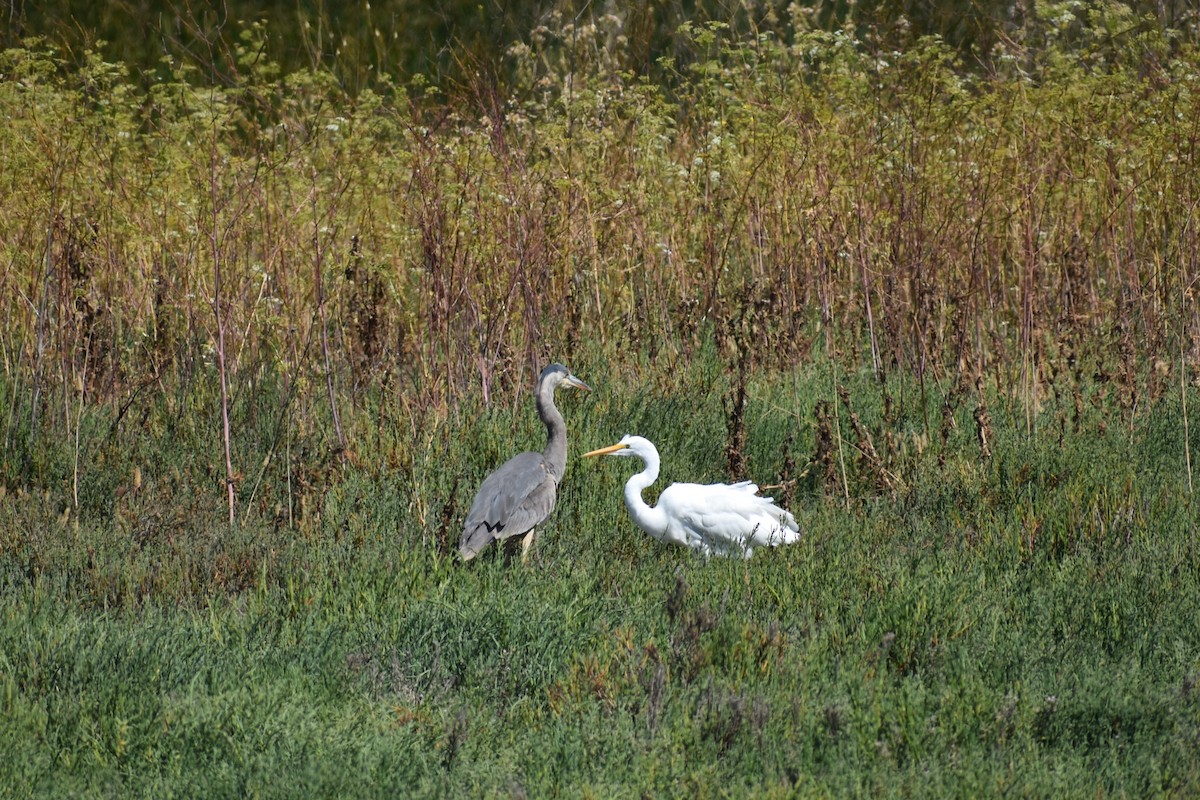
[3,5,1199,480]
[2,353,1199,796]
[2,4,1200,797]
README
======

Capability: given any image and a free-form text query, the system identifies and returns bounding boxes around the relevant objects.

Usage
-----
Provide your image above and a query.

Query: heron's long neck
[538,383,568,483]
[624,454,669,540]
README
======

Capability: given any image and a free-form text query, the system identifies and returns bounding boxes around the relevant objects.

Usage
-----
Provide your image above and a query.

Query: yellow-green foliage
[2,16,1197,441]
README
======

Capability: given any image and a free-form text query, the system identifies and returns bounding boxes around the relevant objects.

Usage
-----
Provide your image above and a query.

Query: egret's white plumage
[583,435,800,558]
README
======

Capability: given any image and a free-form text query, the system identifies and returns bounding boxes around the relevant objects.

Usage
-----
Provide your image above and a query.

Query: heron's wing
[459,452,558,559]
[659,481,800,557]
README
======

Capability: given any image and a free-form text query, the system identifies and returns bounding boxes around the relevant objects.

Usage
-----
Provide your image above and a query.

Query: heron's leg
[520,528,537,564]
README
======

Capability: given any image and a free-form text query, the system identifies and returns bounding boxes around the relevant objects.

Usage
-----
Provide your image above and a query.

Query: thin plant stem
[831,359,850,512]
[72,332,90,513]
[1184,275,1196,496]
[311,168,346,459]
[210,110,237,529]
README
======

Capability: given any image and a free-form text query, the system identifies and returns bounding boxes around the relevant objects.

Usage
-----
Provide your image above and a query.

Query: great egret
[583,435,800,558]
[459,364,591,562]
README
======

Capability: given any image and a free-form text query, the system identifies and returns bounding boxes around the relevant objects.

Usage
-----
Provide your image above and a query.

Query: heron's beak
[583,441,627,458]
[566,375,591,392]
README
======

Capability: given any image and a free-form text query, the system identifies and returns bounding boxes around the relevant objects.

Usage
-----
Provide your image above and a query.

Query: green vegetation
[3,358,1199,796]
[3,3,1200,796]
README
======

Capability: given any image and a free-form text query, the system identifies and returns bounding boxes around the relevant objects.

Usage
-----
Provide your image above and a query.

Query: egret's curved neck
[624,451,669,540]
[538,380,568,482]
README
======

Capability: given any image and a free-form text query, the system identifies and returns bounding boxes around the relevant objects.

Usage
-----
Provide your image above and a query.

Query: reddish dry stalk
[311,187,346,459]
[830,369,851,512]
[72,332,90,512]
[1182,346,1193,497]
[583,190,608,350]
[31,157,67,438]
[210,136,237,529]
[1185,270,1197,496]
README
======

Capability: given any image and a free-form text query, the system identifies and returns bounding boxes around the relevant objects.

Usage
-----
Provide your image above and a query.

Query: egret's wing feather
[459,452,558,559]
[658,481,800,557]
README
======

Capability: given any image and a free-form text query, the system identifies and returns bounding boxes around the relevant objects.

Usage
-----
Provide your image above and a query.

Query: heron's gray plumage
[458,364,589,561]
[461,452,555,543]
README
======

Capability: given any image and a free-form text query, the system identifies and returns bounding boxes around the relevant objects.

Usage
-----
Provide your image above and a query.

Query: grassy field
[3,5,1200,797]
[3,354,1199,797]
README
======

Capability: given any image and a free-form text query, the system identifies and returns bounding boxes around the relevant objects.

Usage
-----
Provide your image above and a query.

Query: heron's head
[540,363,591,393]
[583,435,656,460]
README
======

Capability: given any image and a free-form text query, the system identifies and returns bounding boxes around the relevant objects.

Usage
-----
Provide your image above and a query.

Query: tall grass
[3,17,1198,506]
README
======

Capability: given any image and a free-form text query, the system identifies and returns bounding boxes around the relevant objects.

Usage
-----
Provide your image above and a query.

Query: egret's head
[540,363,591,393]
[583,435,655,460]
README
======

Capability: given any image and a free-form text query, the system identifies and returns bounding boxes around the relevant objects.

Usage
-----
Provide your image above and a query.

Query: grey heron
[583,435,800,558]
[458,363,591,562]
